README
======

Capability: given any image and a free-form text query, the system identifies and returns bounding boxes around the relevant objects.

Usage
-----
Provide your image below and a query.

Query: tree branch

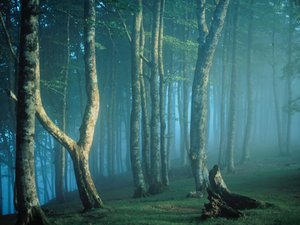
[0,11,18,62]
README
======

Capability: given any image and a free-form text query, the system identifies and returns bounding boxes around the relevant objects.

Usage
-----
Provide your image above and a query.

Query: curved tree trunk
[130,0,147,198]
[190,0,230,195]
[15,0,50,224]
[35,0,103,210]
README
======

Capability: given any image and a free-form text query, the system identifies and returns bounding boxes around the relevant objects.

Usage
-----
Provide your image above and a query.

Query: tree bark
[149,0,163,194]
[130,0,147,198]
[190,0,230,195]
[140,23,151,184]
[15,0,50,223]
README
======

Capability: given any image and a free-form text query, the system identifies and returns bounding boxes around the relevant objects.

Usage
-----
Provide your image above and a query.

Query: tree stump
[201,165,272,219]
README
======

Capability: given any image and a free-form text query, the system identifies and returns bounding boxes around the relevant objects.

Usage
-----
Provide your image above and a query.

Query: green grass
[1,151,300,225]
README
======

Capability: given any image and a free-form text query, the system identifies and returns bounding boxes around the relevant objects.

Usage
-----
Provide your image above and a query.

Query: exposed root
[16,206,50,225]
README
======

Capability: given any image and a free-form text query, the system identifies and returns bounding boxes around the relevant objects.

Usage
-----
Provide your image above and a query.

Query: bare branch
[116,9,132,43]
[0,11,18,62]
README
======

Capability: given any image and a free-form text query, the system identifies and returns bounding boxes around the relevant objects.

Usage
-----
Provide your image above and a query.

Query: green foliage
[163,35,197,52]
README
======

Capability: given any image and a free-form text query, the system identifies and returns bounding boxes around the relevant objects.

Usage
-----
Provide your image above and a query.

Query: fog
[0,0,299,219]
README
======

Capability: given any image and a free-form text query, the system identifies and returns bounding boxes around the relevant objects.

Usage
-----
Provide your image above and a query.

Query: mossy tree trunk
[36,0,104,210]
[130,0,147,198]
[190,0,230,195]
[15,0,50,224]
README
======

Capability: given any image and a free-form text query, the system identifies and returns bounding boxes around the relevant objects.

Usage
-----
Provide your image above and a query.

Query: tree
[14,0,50,224]
[226,0,239,173]
[130,0,147,197]
[189,0,230,195]
[35,0,104,210]
[149,0,163,194]
[241,0,254,163]
[158,0,169,188]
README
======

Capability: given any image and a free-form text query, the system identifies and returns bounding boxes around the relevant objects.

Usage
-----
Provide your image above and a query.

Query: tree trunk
[140,24,151,183]
[158,0,168,188]
[218,22,229,168]
[15,0,50,223]
[55,12,70,202]
[202,165,271,219]
[271,31,283,155]
[149,0,163,194]
[190,0,230,195]
[226,0,239,173]
[286,2,293,155]
[35,0,104,210]
[241,0,254,163]
[130,0,147,198]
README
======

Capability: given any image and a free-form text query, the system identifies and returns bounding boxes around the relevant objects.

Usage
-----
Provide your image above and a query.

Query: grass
[1,150,300,225]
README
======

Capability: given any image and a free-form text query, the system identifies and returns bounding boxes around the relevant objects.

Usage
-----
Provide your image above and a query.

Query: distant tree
[189,0,229,195]
[130,0,147,197]
[14,0,50,224]
[226,0,239,173]
[241,0,254,163]
[35,0,104,210]
[158,0,169,188]
[55,12,70,203]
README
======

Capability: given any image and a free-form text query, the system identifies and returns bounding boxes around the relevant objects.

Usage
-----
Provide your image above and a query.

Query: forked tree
[35,0,104,210]
[189,0,230,195]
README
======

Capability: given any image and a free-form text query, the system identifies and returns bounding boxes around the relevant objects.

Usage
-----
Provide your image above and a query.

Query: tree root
[201,165,273,219]
[16,206,50,225]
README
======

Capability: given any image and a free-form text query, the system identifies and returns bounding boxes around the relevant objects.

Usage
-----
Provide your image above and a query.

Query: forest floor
[1,149,300,225]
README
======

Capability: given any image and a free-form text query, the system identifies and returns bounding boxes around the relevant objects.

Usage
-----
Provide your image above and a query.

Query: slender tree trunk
[140,24,151,183]
[167,31,174,170]
[149,0,163,194]
[241,0,254,163]
[55,12,70,202]
[218,22,228,168]
[286,2,293,155]
[226,0,239,173]
[271,31,283,155]
[158,0,168,187]
[130,0,147,197]
[15,0,50,223]
[190,0,229,194]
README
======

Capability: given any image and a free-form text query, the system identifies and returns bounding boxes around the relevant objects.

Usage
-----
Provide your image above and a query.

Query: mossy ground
[1,150,300,225]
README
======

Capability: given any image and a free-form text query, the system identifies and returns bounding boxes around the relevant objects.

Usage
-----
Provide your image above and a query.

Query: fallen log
[201,165,272,219]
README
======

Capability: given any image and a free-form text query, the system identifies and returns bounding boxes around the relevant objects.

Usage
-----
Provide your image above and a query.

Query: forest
[0,0,300,224]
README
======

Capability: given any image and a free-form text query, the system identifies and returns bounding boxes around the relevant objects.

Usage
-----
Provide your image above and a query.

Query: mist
[0,0,299,224]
